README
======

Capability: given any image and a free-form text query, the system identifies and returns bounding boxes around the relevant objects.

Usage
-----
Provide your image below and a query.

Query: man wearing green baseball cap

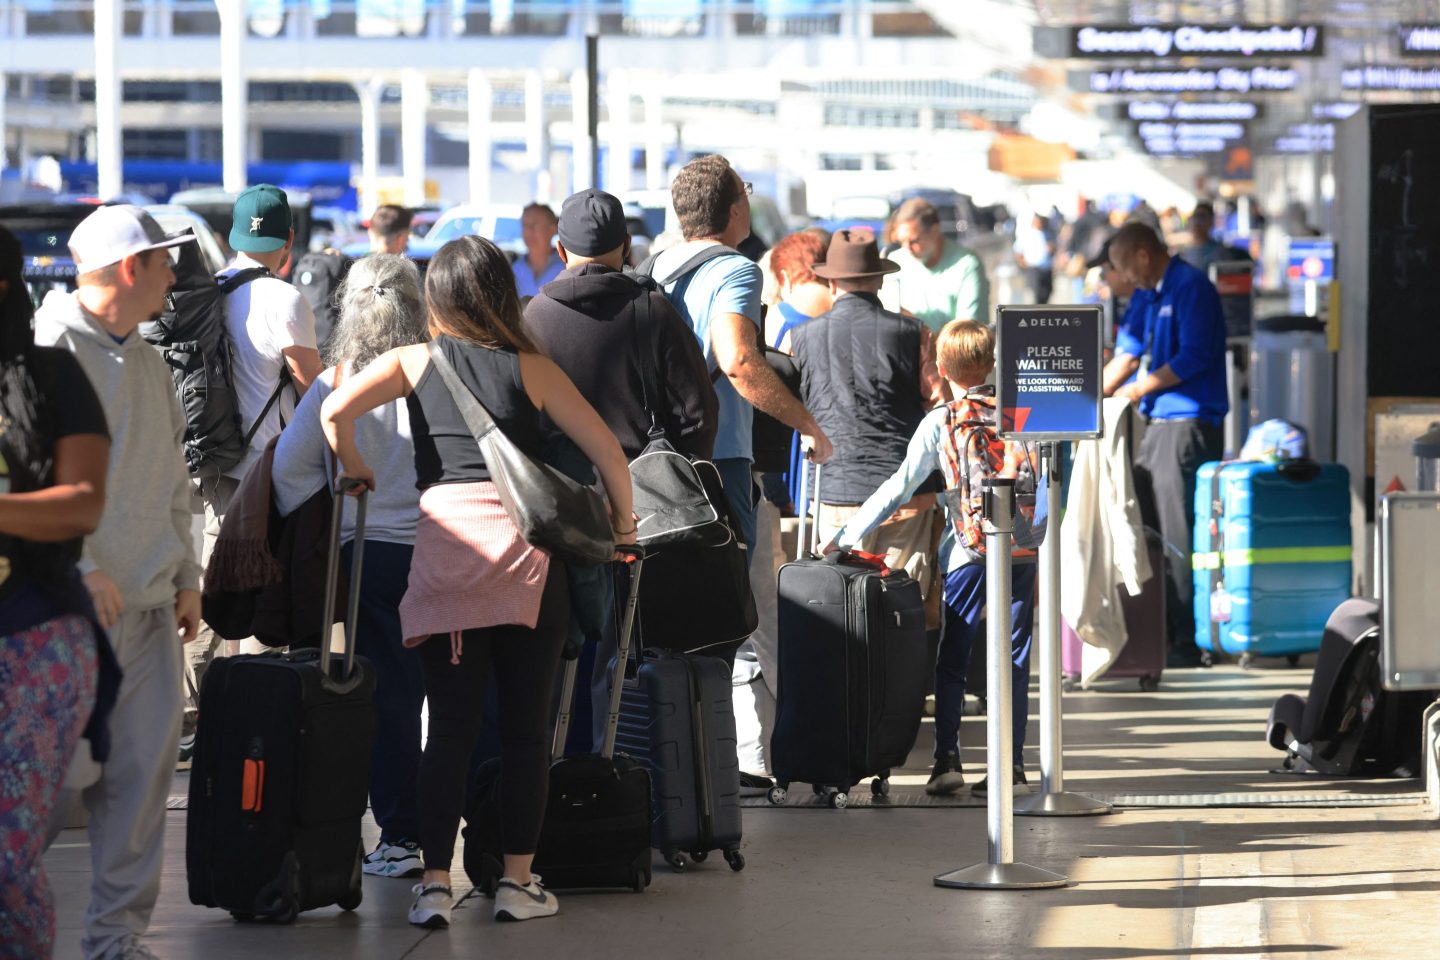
[228,182,295,255]
[183,184,322,753]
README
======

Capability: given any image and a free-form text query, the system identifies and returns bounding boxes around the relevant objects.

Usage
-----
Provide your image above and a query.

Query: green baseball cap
[230,184,292,254]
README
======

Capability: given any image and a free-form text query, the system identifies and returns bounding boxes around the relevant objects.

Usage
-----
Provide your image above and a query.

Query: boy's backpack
[291,249,352,353]
[936,388,1047,563]
[139,231,277,480]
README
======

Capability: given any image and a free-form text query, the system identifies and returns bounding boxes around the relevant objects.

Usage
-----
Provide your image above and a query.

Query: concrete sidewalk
[43,663,1440,959]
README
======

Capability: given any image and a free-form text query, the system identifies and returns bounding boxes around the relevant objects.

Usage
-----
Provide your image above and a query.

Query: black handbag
[627,292,735,549]
[426,340,615,567]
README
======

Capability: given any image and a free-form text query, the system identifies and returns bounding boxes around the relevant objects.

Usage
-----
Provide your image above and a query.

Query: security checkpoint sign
[996,305,1104,441]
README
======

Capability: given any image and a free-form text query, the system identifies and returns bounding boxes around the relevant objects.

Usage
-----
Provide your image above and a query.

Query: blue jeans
[714,457,758,569]
[342,540,424,843]
[933,562,1037,762]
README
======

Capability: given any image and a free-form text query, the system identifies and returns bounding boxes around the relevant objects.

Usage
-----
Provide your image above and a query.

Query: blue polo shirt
[1115,256,1227,424]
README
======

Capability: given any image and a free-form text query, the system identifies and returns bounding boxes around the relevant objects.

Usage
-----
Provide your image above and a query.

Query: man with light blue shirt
[644,155,832,558]
[511,202,565,298]
[1103,221,1228,668]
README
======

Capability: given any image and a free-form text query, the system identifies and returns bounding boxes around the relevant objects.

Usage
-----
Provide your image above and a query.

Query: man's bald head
[1107,221,1169,290]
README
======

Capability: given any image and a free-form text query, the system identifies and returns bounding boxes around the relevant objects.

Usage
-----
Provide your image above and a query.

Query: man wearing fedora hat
[791,229,947,595]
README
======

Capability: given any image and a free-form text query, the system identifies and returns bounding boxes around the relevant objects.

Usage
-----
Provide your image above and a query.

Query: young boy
[824,320,1038,797]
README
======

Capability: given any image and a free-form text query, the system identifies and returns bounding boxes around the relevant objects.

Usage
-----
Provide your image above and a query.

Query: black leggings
[416,565,569,871]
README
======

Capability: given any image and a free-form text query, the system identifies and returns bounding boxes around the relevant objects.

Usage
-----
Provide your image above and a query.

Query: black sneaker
[739,772,775,797]
[971,765,1028,797]
[926,753,965,796]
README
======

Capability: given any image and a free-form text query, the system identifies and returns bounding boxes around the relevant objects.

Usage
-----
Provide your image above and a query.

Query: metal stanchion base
[1015,791,1114,817]
[934,861,1069,890]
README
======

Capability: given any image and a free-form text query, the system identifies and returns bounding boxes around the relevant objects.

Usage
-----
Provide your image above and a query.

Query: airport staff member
[1101,221,1227,669]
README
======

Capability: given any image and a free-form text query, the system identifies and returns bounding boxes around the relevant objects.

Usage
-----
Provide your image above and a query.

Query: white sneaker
[408,883,453,929]
[494,875,559,922]
[364,840,424,878]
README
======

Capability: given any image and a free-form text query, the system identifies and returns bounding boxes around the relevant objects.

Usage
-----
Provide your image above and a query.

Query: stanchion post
[935,478,1067,890]
[1017,443,1113,818]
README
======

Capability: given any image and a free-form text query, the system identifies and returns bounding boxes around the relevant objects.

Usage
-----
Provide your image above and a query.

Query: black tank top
[407,337,545,489]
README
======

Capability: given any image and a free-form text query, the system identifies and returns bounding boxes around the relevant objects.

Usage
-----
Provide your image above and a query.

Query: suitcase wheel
[870,778,890,799]
[724,849,746,872]
[1138,675,1160,693]
[1061,675,1076,694]
[632,867,651,893]
[337,885,363,912]
[230,912,255,923]
[828,791,849,810]
[766,786,787,805]
[689,850,709,863]
[1286,654,1301,667]
[265,897,299,925]
[1238,652,1256,670]
[664,850,686,872]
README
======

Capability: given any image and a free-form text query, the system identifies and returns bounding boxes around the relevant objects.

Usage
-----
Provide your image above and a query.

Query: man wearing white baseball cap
[34,204,201,960]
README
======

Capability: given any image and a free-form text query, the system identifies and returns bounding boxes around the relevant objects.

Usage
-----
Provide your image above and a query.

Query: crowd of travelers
[1,152,1234,958]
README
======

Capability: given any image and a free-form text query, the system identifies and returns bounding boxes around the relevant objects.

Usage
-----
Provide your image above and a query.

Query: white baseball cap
[67,204,196,276]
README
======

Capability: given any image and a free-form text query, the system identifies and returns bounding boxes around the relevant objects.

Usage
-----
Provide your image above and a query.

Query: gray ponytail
[323,253,427,371]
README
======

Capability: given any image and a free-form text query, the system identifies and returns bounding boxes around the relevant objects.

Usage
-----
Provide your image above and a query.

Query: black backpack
[291,249,352,354]
[140,231,280,479]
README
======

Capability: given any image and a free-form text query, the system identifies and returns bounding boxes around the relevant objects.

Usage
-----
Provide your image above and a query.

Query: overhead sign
[1341,65,1440,90]
[1312,102,1361,120]
[1069,24,1324,59]
[1128,100,1263,121]
[1272,123,1336,153]
[1077,66,1300,94]
[1137,121,1246,141]
[996,306,1104,441]
[1398,24,1440,55]
[1144,136,1230,155]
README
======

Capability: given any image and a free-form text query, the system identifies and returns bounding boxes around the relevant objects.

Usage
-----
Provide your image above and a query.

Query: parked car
[0,202,93,301]
[2,200,231,301]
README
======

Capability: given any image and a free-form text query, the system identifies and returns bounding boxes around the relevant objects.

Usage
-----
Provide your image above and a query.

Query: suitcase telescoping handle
[795,454,823,561]
[551,544,645,762]
[319,479,368,695]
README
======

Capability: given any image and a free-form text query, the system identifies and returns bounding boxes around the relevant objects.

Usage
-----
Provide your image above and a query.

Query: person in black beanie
[522,188,717,749]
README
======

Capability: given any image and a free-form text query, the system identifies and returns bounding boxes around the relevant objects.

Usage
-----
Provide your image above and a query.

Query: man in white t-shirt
[182,184,323,756]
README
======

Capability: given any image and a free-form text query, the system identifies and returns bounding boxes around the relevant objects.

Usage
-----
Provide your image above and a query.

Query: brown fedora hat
[812,228,900,280]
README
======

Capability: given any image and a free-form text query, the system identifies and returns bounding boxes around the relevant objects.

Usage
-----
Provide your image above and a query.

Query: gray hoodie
[34,291,200,611]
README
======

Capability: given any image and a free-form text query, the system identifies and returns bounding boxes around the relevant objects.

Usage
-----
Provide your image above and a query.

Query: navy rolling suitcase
[769,461,930,808]
[612,646,746,873]
[464,547,654,895]
[186,486,375,923]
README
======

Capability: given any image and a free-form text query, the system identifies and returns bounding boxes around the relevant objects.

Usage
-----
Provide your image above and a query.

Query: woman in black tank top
[321,236,635,929]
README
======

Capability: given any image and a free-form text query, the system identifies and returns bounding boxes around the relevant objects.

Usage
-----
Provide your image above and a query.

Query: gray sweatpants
[50,605,183,960]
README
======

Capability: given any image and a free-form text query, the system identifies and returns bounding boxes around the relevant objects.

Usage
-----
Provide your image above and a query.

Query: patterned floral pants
[0,614,98,960]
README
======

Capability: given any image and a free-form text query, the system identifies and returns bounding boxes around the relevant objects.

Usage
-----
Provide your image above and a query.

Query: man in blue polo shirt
[1102,221,1227,668]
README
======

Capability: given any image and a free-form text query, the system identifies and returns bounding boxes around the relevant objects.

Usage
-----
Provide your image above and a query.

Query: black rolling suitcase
[1267,597,1434,776]
[186,486,376,923]
[770,460,930,808]
[464,547,654,895]
[612,646,746,873]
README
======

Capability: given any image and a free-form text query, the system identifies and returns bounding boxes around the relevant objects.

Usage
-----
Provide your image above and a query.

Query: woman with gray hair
[272,253,430,880]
